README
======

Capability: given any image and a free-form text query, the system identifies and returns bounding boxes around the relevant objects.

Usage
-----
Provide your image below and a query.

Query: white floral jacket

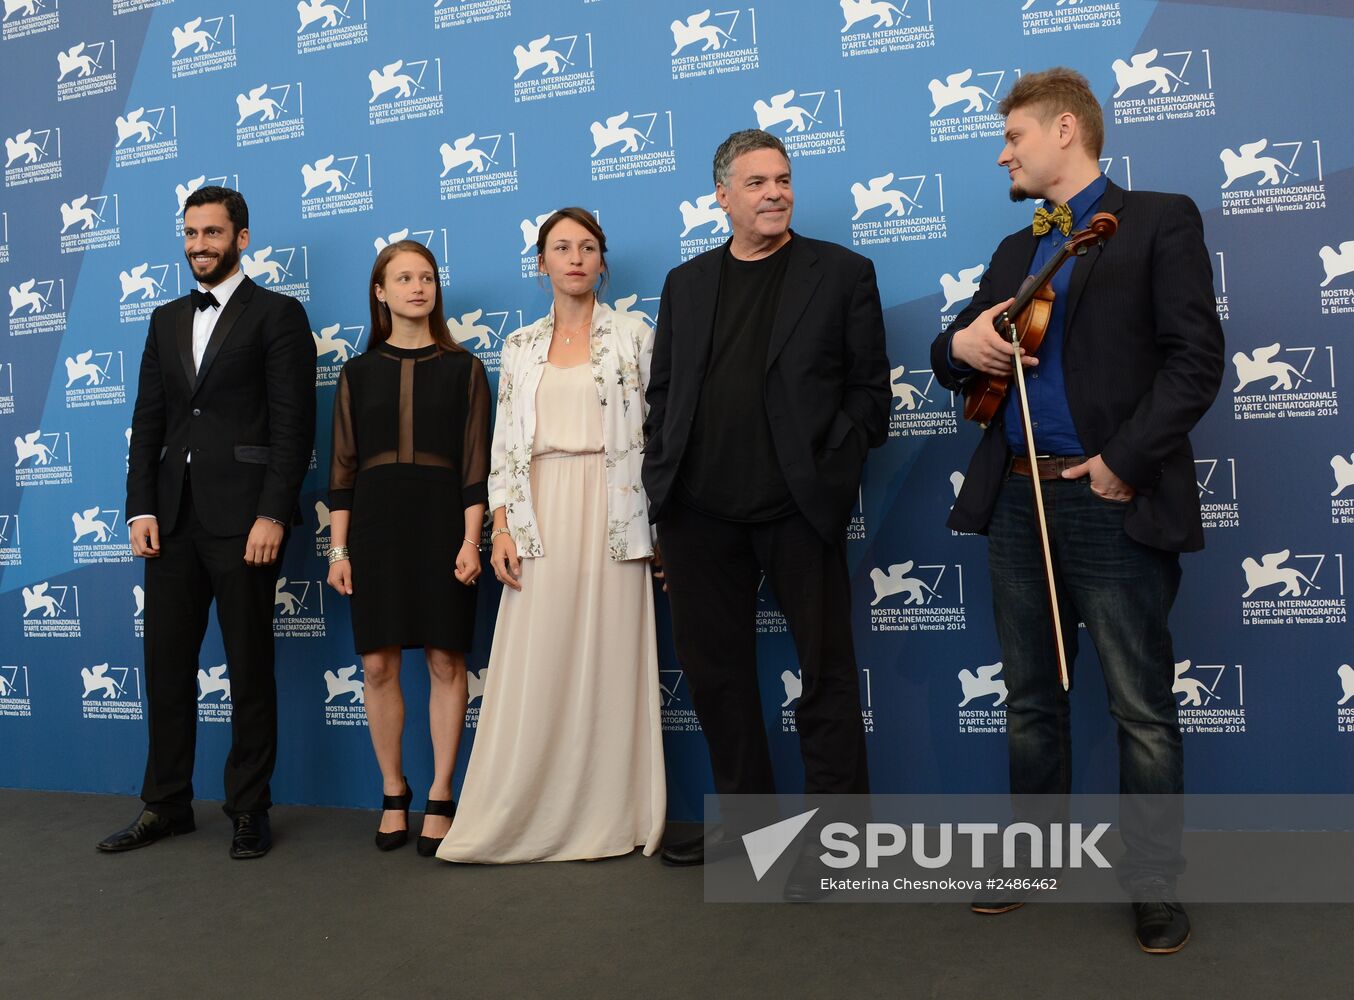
[487,301,654,561]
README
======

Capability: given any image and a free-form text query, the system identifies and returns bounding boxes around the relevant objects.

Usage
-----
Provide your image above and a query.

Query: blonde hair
[999,67,1104,158]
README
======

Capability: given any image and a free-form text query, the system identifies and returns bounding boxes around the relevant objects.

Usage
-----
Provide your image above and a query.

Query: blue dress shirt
[1002,174,1107,456]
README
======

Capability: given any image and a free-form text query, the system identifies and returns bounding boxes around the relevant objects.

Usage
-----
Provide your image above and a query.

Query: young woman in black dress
[326,241,489,854]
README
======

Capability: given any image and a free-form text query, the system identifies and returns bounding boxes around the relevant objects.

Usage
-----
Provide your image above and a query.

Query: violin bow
[1006,313,1071,692]
[998,211,1117,690]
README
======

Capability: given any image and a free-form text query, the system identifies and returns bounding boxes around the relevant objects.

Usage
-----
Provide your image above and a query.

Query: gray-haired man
[643,130,890,887]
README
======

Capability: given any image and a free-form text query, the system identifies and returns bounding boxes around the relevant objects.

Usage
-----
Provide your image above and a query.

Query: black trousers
[657,500,869,796]
[140,479,285,820]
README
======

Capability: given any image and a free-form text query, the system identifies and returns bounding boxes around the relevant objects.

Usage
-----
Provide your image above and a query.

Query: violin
[962,210,1117,691]
[963,212,1118,426]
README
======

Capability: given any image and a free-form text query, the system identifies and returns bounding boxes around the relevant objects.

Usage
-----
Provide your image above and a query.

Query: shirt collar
[197,267,246,310]
[1065,173,1108,228]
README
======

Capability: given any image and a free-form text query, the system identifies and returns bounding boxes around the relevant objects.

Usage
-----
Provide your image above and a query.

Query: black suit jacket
[644,233,890,542]
[930,181,1224,552]
[127,276,316,537]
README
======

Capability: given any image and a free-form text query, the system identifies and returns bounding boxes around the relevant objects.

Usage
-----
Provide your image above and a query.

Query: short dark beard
[1009,184,1032,203]
[185,241,241,287]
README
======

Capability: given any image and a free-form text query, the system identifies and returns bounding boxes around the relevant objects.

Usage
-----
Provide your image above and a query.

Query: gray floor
[0,788,1345,999]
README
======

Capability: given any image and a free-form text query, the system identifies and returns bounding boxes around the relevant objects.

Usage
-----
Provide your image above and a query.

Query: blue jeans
[988,472,1184,883]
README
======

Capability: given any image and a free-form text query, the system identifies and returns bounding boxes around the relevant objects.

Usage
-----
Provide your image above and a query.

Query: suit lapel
[175,298,196,389]
[1064,180,1125,332]
[765,235,821,370]
[192,276,255,395]
[683,243,724,379]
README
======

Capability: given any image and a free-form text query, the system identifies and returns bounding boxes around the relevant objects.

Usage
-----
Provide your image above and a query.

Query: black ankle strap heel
[374,776,412,851]
[416,798,457,857]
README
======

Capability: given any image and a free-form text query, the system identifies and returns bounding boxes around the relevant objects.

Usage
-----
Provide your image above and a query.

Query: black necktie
[191,288,220,312]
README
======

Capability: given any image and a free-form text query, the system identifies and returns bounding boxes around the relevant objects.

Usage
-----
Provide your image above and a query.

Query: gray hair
[712,129,790,187]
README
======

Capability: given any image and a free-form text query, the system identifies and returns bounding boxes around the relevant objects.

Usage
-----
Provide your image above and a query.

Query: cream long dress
[437,361,666,863]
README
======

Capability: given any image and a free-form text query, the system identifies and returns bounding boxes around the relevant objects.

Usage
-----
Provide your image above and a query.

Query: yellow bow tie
[1032,202,1073,237]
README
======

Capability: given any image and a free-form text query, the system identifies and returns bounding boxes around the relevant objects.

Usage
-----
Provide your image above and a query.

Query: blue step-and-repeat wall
[1,0,1351,820]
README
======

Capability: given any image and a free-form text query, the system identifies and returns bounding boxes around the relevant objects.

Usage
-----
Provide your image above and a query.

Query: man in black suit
[644,130,890,885]
[98,187,315,859]
[932,69,1223,951]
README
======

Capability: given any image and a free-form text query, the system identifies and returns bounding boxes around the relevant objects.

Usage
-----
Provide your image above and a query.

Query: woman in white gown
[437,208,665,863]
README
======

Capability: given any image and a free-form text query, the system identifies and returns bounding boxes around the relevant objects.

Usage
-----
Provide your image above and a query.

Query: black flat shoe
[416,798,457,857]
[96,809,195,853]
[374,777,412,852]
[230,812,271,860]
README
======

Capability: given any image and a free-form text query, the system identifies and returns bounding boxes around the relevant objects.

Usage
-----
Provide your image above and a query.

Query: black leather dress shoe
[970,857,1042,914]
[782,850,832,903]
[97,809,195,853]
[660,825,741,867]
[230,812,272,860]
[1133,898,1191,953]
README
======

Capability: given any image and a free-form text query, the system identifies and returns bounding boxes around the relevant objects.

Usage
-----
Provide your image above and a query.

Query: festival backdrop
[1,0,1351,821]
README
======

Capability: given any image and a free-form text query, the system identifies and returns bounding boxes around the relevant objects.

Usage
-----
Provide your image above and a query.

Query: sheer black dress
[329,343,490,653]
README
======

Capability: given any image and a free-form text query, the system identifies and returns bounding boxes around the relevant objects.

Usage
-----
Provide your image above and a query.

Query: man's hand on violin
[950,298,1039,377]
[1063,454,1135,503]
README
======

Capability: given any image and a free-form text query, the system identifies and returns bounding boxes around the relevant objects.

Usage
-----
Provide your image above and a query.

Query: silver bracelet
[326,546,350,565]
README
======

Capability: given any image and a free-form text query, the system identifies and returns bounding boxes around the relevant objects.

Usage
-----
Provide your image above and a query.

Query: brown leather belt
[1010,455,1085,480]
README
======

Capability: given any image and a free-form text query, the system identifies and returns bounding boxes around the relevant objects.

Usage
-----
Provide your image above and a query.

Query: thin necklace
[553,307,590,345]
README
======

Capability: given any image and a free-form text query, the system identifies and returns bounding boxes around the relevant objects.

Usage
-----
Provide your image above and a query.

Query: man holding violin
[931,67,1223,953]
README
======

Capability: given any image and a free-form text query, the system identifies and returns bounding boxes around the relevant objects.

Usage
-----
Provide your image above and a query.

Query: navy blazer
[644,233,891,543]
[127,276,316,536]
[930,181,1224,553]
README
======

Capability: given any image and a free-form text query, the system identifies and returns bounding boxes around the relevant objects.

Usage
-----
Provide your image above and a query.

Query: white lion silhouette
[1241,550,1318,598]
[840,0,909,32]
[1319,242,1354,289]
[324,665,365,704]
[5,129,41,166]
[958,662,1007,707]
[119,264,159,302]
[115,108,156,146]
[369,60,417,103]
[72,507,112,543]
[1111,50,1186,98]
[301,156,347,197]
[447,310,494,350]
[928,69,993,117]
[590,113,648,157]
[236,84,283,125]
[9,279,45,316]
[753,90,816,133]
[57,43,98,81]
[22,582,60,618]
[670,10,732,55]
[439,134,493,176]
[1220,139,1297,189]
[297,0,342,33]
[870,561,937,607]
[1232,344,1309,393]
[172,17,213,58]
[513,35,568,79]
[677,193,728,238]
[850,173,919,220]
[940,264,984,313]
[197,664,232,701]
